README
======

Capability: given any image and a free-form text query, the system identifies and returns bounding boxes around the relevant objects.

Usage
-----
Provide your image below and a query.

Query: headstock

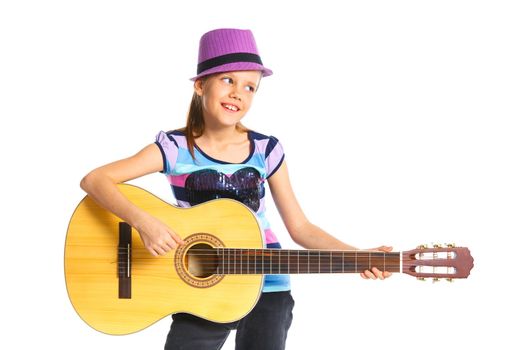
[402,243,474,281]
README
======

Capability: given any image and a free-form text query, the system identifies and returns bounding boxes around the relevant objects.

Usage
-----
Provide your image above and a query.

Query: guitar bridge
[118,222,132,299]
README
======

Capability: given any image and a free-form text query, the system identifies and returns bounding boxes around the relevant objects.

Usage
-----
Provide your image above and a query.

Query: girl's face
[195,70,262,129]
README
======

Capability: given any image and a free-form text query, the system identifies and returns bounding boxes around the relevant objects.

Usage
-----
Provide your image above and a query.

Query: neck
[214,248,401,275]
[198,126,246,145]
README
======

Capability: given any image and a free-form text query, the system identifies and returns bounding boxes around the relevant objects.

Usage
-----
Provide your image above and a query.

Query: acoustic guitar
[64,184,474,335]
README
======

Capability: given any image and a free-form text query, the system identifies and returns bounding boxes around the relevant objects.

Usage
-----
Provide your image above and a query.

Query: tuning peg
[433,243,442,248]
[417,277,426,281]
[446,243,456,248]
[446,278,454,283]
[433,278,440,283]
[417,244,428,249]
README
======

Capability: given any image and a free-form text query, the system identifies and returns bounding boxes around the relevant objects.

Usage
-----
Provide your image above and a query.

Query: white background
[1,1,524,349]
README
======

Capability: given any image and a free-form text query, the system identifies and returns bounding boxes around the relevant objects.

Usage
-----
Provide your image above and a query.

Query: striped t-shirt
[155,129,291,292]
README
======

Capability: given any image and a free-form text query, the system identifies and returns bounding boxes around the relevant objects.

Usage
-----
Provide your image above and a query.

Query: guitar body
[64,184,265,335]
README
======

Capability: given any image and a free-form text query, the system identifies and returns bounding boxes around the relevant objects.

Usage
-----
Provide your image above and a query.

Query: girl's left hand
[360,245,393,280]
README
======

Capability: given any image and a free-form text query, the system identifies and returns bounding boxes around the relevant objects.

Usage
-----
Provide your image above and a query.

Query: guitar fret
[263,249,265,274]
[270,251,273,275]
[288,250,290,274]
[308,251,310,274]
[278,249,281,274]
[246,249,249,274]
[262,249,264,274]
[261,250,263,274]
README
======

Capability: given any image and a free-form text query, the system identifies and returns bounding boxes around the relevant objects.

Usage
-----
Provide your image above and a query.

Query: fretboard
[215,248,401,275]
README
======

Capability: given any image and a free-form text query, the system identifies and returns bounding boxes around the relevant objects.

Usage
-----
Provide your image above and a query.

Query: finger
[384,271,392,278]
[374,245,393,252]
[360,272,367,279]
[175,235,186,245]
[162,241,175,252]
[154,245,168,256]
[365,246,391,252]
[364,270,376,280]
[169,231,186,245]
[147,246,159,257]
[164,235,178,250]
[371,267,384,280]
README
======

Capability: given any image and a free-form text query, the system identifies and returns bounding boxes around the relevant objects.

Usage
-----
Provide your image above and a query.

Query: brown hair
[177,75,250,161]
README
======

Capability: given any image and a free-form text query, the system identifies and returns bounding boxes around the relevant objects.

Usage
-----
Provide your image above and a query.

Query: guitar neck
[215,248,401,275]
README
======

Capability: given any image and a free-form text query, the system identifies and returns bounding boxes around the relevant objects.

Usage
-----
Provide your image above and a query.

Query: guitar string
[113,252,425,274]
[115,254,442,274]
[122,265,401,271]
[114,249,447,271]
[114,250,402,261]
[112,248,454,259]
[115,248,404,255]
[115,250,451,261]
[115,247,456,256]
[120,260,401,267]
[115,249,448,261]
[116,254,404,266]
[120,269,401,275]
[115,252,402,261]
[114,253,401,264]
[113,252,450,273]
[114,247,452,252]
[115,258,401,268]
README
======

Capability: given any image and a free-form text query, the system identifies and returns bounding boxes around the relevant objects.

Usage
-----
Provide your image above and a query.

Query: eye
[245,85,256,92]
[221,77,233,84]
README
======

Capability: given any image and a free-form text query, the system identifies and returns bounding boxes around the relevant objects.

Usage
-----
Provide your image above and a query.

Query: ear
[194,79,204,97]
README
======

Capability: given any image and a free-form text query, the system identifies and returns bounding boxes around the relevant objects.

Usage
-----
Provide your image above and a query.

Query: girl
[80,28,392,350]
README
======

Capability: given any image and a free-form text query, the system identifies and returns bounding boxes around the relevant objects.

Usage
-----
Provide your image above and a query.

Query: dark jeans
[164,291,294,350]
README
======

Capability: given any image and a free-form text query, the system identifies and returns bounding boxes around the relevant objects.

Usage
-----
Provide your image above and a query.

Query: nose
[229,84,242,101]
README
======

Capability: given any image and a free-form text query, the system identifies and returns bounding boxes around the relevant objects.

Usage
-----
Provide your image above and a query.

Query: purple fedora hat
[190,28,273,81]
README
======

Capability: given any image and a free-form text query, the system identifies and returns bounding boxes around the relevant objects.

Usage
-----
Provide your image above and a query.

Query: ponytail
[178,92,205,161]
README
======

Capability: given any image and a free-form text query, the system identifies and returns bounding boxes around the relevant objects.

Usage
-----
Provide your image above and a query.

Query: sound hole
[186,243,218,278]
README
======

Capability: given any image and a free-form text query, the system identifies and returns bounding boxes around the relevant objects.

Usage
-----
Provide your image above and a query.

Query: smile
[221,103,240,112]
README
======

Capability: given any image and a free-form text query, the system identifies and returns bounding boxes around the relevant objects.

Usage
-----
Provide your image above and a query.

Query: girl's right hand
[134,214,185,256]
